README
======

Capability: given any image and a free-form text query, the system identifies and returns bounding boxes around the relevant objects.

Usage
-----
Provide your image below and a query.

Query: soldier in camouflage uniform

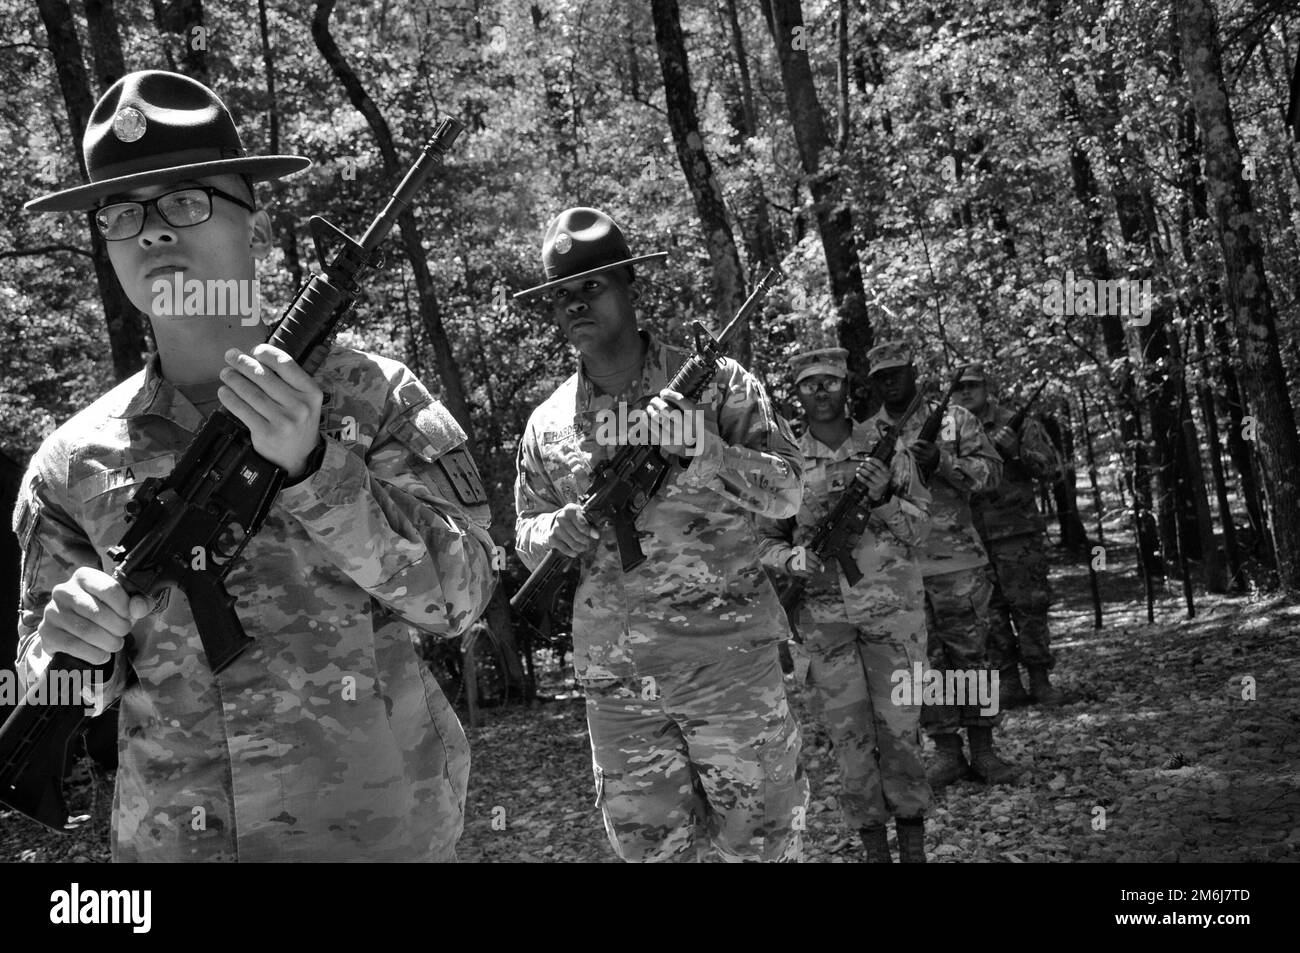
[757,348,933,863]
[865,343,1018,787]
[513,208,808,862]
[953,364,1064,707]
[15,72,497,861]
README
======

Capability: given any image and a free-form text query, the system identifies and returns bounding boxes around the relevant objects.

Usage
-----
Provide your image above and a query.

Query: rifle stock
[0,118,466,832]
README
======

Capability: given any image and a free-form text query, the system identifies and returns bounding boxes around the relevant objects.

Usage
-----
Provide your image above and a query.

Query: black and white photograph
[0,0,1294,918]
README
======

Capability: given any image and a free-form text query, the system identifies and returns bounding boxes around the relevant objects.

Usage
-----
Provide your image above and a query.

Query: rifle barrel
[716,268,781,348]
[361,118,464,252]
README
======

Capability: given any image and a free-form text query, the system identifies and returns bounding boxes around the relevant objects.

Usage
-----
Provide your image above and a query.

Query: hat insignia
[112,106,147,143]
[554,232,573,255]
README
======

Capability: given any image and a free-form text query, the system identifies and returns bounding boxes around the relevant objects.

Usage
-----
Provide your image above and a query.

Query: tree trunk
[311,0,473,437]
[35,0,145,382]
[256,0,302,288]
[1044,410,1089,550]
[834,0,850,152]
[1176,0,1300,590]
[720,0,780,274]
[1057,77,1161,577]
[1078,389,1107,544]
[761,0,872,409]
[1212,315,1268,547]
[1109,168,1182,573]
[482,588,525,698]
[1091,34,1187,576]
[1175,103,1241,590]
[1045,0,1156,573]
[83,0,125,91]
[1168,319,1220,580]
[1195,322,1243,590]
[1176,102,1270,550]
[650,0,750,362]
[151,0,208,80]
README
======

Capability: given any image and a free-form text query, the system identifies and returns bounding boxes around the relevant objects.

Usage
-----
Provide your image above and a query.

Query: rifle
[510,269,783,630]
[1005,380,1050,435]
[913,368,965,482]
[777,391,925,641]
[917,368,965,445]
[0,118,466,833]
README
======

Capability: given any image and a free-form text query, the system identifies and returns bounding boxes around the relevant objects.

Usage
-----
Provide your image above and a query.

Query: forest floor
[4,538,1299,863]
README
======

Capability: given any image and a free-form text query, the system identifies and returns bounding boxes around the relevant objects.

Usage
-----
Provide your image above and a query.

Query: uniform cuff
[870,495,901,518]
[675,427,725,487]
[277,437,365,511]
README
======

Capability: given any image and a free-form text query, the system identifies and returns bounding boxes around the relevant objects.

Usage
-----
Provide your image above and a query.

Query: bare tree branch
[0,244,94,260]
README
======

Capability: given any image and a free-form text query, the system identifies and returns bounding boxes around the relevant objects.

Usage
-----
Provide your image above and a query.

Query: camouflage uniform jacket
[864,400,1001,577]
[972,400,1062,542]
[13,347,497,862]
[755,420,932,625]
[514,330,803,680]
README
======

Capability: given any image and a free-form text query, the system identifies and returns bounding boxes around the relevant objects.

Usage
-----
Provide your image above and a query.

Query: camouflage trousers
[798,616,932,827]
[984,532,1054,670]
[582,645,808,863]
[922,566,1002,734]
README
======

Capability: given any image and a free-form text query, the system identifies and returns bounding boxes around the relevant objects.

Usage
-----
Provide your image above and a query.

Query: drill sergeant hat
[789,347,850,384]
[514,207,667,301]
[866,341,913,377]
[26,70,310,213]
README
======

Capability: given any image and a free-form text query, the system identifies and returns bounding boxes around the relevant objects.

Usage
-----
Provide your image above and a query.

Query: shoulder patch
[389,374,488,508]
[392,378,468,463]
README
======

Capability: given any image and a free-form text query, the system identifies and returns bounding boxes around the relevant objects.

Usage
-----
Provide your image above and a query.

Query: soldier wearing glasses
[14,71,497,861]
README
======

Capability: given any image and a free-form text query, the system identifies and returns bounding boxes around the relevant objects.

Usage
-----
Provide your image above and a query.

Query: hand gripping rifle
[914,368,966,481]
[777,391,925,641]
[0,119,466,832]
[917,368,966,444]
[510,269,782,630]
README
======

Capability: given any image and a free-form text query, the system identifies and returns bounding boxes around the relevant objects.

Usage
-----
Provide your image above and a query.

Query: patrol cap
[789,347,849,384]
[957,362,988,383]
[866,341,913,377]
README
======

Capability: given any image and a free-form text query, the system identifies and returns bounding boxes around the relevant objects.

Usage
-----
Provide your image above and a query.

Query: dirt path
[461,543,1300,862]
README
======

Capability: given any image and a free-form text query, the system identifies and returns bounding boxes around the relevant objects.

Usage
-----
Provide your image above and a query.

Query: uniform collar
[113,352,207,433]
[800,418,876,460]
[575,328,667,414]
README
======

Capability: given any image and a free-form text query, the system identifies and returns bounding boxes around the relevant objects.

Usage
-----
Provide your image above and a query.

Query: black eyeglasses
[94,185,255,240]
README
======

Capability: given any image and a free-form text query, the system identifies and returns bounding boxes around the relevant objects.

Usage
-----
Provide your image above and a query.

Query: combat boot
[926,732,969,788]
[999,666,1030,709]
[895,817,926,863]
[1027,666,1064,706]
[859,824,892,862]
[967,726,1018,784]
